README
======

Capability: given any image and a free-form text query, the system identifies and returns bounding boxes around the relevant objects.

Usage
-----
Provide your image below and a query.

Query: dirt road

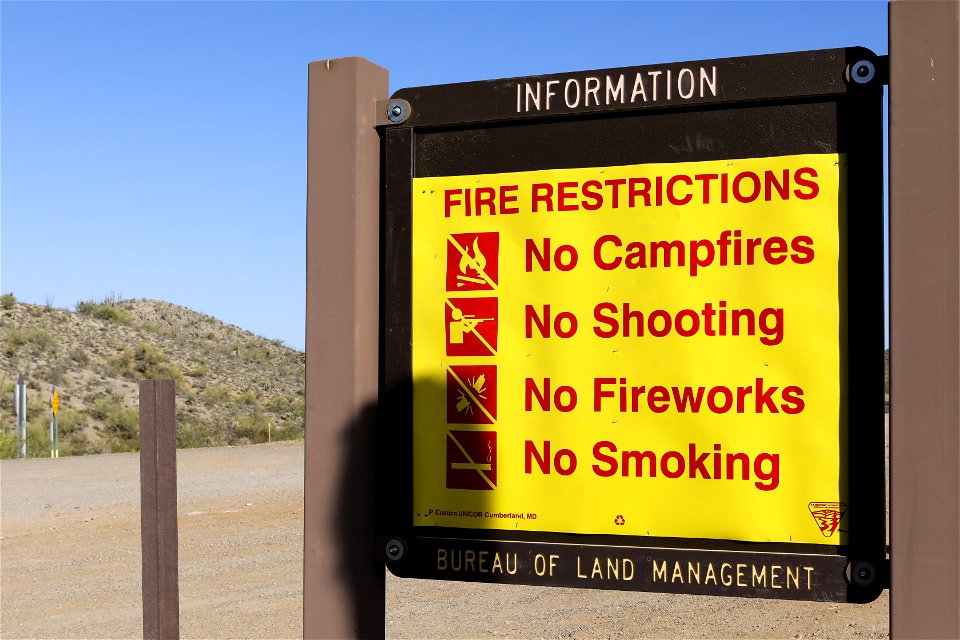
[1,441,888,639]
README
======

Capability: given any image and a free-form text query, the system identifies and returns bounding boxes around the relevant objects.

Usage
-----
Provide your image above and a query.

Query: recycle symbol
[614,515,626,526]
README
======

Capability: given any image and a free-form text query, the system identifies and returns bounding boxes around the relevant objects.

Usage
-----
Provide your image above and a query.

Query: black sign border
[378,48,886,603]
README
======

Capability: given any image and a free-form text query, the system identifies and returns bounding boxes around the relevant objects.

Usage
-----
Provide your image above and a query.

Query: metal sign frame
[377,47,886,603]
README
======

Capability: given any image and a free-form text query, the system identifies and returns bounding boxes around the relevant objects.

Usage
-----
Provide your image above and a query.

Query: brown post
[304,57,388,639]
[139,379,180,640]
[889,1,960,638]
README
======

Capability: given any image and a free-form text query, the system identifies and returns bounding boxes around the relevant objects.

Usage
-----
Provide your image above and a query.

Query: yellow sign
[51,389,60,417]
[411,153,846,545]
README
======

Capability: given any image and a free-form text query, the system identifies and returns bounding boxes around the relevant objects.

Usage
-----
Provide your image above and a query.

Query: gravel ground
[1,440,889,639]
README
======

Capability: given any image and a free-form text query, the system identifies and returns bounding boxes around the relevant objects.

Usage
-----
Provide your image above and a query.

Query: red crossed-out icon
[445,297,497,357]
[446,233,499,292]
[447,364,497,424]
[446,430,497,490]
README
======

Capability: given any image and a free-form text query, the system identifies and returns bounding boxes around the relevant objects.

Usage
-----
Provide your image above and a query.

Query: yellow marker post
[50,387,60,458]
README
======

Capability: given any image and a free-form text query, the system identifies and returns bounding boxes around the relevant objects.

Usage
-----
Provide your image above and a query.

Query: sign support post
[889,1,960,637]
[139,379,180,640]
[304,57,388,639]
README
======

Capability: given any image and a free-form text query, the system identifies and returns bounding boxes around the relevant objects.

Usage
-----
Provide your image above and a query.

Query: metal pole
[304,57,388,640]
[139,379,180,640]
[18,373,27,460]
[14,377,21,459]
[889,1,960,638]
[50,385,55,459]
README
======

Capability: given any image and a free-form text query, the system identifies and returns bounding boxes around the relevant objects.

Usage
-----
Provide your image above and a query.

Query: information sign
[379,48,886,603]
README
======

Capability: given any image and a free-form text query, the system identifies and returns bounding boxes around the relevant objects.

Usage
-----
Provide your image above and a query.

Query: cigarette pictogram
[447,233,499,292]
[446,430,497,490]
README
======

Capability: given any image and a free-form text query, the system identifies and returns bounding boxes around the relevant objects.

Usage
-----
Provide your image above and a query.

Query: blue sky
[1,1,888,351]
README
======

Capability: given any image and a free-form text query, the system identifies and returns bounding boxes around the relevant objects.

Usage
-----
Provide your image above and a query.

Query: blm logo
[446,430,497,490]
[808,502,848,537]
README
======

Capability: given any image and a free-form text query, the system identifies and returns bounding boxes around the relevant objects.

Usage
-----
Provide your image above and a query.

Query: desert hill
[0,294,303,456]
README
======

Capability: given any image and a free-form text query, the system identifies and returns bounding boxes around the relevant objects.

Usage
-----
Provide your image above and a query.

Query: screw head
[385,538,405,561]
[850,60,876,85]
[386,100,409,123]
[849,561,876,586]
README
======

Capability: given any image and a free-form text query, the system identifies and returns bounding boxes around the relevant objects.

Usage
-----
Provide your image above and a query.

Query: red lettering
[581,180,603,211]
[532,183,553,212]
[500,185,519,214]
[666,174,693,205]
[793,167,819,200]
[791,236,815,264]
[754,378,780,413]
[593,235,622,270]
[763,236,788,265]
[557,181,578,211]
[444,189,462,218]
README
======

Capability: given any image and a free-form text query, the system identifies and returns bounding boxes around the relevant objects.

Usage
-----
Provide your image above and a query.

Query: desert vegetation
[0,294,304,457]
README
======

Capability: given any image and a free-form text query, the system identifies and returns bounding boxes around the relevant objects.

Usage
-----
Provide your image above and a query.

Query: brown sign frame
[377,47,887,603]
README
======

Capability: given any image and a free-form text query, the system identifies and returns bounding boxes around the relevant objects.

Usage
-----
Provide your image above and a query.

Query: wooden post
[304,57,388,639]
[889,1,960,637]
[139,379,180,640]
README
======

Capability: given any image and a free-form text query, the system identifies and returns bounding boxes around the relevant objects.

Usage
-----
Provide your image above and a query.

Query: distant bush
[140,323,175,338]
[105,342,185,386]
[0,426,52,459]
[57,407,88,435]
[89,395,139,451]
[202,383,233,403]
[176,417,226,449]
[242,347,272,364]
[186,363,209,378]
[76,296,133,325]
[265,395,295,413]
[2,329,59,356]
[133,342,165,374]
[235,389,257,405]
[0,422,79,459]
[69,347,90,365]
[4,330,27,356]
[233,410,271,444]
[1,293,16,310]
[0,429,16,458]
[28,329,59,350]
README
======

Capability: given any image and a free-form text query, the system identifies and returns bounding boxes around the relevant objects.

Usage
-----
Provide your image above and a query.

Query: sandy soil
[1,441,888,639]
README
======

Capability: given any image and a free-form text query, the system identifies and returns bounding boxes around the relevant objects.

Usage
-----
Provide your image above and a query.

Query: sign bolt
[385,100,410,124]
[848,561,876,586]
[849,60,876,84]
[385,538,406,561]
